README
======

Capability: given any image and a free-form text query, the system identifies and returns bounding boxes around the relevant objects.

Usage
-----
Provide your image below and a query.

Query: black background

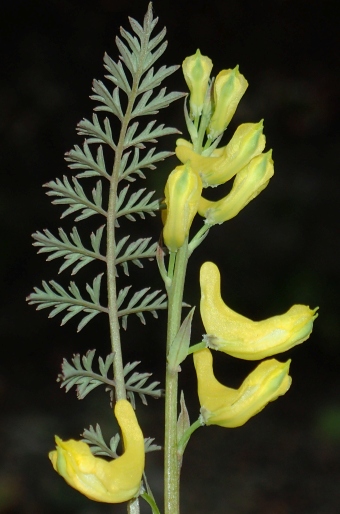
[0,1,339,513]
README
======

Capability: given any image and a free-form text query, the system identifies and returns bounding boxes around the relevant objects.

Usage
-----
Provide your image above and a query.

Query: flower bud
[163,164,202,252]
[49,400,144,503]
[193,348,291,427]
[176,121,266,187]
[182,49,213,118]
[207,67,248,140]
[200,261,318,360]
[199,150,274,223]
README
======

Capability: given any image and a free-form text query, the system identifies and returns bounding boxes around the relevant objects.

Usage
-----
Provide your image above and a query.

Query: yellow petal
[200,262,318,360]
[193,348,292,427]
[182,49,213,118]
[176,122,265,187]
[198,150,274,223]
[175,138,193,150]
[49,400,144,503]
[207,67,248,139]
[163,164,202,252]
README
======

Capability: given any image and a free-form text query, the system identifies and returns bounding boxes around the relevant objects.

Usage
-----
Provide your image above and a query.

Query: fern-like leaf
[90,80,124,121]
[76,114,116,149]
[138,64,179,94]
[44,176,106,221]
[27,274,107,331]
[131,87,184,118]
[116,186,160,223]
[116,236,157,276]
[103,52,131,95]
[82,423,119,458]
[65,142,110,180]
[57,350,115,399]
[123,120,179,149]
[58,350,163,403]
[144,437,162,453]
[125,367,163,406]
[119,147,173,182]
[32,226,106,275]
[128,14,167,76]
[123,359,163,406]
[84,2,183,188]
[28,4,183,387]
[118,287,167,329]
[82,423,161,459]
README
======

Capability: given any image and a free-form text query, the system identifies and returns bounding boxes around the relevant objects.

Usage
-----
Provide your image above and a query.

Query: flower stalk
[164,242,189,514]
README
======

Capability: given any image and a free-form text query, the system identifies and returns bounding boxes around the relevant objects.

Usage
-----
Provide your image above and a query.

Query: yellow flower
[193,348,291,427]
[182,49,213,118]
[49,400,144,503]
[200,262,318,360]
[198,150,274,223]
[207,67,248,139]
[176,121,266,187]
[163,163,202,252]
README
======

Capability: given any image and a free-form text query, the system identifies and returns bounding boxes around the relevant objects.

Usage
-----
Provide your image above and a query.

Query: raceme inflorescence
[27,4,318,514]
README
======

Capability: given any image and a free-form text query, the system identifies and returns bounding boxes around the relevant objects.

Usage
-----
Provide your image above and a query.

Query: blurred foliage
[315,405,340,443]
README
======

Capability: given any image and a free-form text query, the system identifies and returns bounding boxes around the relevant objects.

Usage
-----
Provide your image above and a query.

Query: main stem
[164,241,189,514]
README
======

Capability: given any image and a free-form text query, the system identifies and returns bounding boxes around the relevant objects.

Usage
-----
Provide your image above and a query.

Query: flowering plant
[28,4,317,513]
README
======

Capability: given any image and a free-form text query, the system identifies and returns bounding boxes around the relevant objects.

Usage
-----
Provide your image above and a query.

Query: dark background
[1,0,339,513]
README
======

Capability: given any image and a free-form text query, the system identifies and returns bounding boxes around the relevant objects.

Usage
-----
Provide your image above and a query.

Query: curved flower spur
[200,261,318,360]
[193,348,291,428]
[49,400,145,503]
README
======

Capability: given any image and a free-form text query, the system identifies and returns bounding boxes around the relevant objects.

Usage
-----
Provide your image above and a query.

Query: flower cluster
[162,50,274,252]
[194,262,317,427]
[163,50,318,428]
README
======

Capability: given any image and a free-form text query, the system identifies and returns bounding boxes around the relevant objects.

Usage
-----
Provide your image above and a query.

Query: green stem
[195,119,207,153]
[168,251,176,281]
[193,101,212,153]
[164,241,189,514]
[141,493,161,514]
[187,341,206,355]
[177,419,202,457]
[188,223,211,255]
